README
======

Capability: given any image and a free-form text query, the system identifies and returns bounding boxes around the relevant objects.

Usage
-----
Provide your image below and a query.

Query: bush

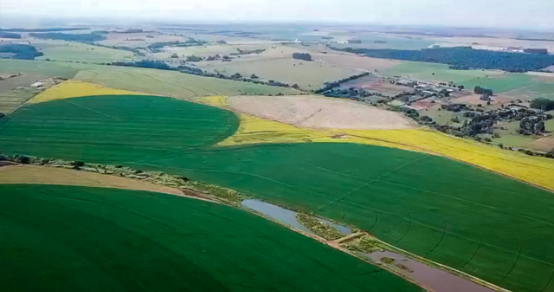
[72,161,85,167]
[292,52,312,61]
[19,156,30,164]
[530,98,554,111]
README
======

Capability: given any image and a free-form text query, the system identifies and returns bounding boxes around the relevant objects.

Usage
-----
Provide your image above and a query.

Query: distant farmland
[0,184,423,292]
[1,94,553,292]
[0,59,297,98]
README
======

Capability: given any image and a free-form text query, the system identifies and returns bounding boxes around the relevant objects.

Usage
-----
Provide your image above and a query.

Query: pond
[241,199,352,235]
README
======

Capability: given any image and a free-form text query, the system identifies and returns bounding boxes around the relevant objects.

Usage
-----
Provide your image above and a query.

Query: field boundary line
[500,231,523,283]
[541,269,554,292]
[463,217,484,268]
[395,211,412,244]
[425,216,447,256]
[63,100,120,121]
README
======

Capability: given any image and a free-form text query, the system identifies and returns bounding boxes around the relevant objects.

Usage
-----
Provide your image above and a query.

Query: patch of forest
[0,44,43,60]
[0,32,21,39]
[0,28,89,32]
[29,33,105,42]
[331,46,554,72]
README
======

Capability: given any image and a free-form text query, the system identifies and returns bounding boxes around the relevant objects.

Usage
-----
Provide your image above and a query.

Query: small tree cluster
[292,53,312,61]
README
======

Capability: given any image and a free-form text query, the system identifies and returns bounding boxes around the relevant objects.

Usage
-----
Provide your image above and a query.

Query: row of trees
[530,98,554,111]
[314,72,371,94]
[292,53,312,61]
[331,46,554,72]
[0,44,43,60]
[0,32,21,39]
[0,27,89,32]
[474,86,494,96]
[29,33,105,42]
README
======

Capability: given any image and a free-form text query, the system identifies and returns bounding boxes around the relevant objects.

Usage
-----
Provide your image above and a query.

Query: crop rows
[1,95,553,292]
[0,184,423,292]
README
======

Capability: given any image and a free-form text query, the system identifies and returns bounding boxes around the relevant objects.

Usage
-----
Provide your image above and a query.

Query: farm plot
[1,95,554,292]
[199,54,357,89]
[0,59,296,98]
[34,41,135,63]
[342,75,414,97]
[382,62,500,84]
[0,165,182,195]
[0,95,239,162]
[0,184,423,292]
[0,87,41,113]
[227,95,416,130]
[151,44,269,59]
[74,66,297,97]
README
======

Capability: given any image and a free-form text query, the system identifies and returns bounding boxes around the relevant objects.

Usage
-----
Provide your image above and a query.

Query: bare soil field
[227,95,415,130]
[528,137,554,152]
[0,164,182,195]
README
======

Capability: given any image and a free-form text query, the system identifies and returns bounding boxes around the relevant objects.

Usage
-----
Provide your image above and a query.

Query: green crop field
[35,41,136,63]
[382,62,497,83]
[0,59,297,97]
[382,61,554,99]
[0,184,423,292]
[1,95,554,292]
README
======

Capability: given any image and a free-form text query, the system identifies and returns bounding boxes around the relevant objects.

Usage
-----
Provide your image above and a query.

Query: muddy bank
[366,251,495,292]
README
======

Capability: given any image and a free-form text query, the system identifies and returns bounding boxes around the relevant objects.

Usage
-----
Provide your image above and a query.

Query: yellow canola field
[28,80,148,104]
[205,95,554,190]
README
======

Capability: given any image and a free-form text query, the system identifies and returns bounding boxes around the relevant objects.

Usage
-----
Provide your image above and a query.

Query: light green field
[200,57,357,89]
[0,59,297,97]
[383,62,554,99]
[382,62,499,83]
[0,87,40,113]
[0,184,423,292]
[35,41,135,63]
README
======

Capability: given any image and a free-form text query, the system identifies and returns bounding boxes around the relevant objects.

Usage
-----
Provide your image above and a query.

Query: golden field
[28,80,147,104]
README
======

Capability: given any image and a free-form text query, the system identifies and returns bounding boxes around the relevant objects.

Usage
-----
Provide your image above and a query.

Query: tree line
[29,33,106,43]
[0,28,89,32]
[0,32,21,39]
[331,46,554,72]
[0,44,43,60]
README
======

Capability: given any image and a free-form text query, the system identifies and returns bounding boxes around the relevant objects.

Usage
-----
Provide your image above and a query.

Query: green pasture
[382,61,554,98]
[0,59,296,97]
[35,41,135,63]
[382,62,495,83]
[1,95,554,292]
[0,184,422,292]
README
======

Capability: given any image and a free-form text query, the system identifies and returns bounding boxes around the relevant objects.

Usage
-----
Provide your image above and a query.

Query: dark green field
[0,184,423,292]
[1,95,553,292]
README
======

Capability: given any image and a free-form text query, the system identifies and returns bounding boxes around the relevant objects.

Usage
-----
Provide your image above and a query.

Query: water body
[241,199,312,233]
[366,251,495,292]
[241,199,352,235]
[319,218,352,235]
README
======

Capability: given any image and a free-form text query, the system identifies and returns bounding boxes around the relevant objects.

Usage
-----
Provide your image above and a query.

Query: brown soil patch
[410,98,437,110]
[0,165,183,195]
[528,137,554,152]
[228,95,416,130]
[454,94,513,106]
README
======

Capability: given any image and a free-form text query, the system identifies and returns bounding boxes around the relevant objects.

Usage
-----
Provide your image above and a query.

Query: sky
[1,0,553,30]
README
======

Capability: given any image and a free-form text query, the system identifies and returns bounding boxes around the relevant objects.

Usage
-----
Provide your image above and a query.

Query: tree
[170,53,179,58]
[530,98,554,111]
[292,52,312,61]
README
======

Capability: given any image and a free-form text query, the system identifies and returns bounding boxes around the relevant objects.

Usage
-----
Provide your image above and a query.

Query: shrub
[292,52,312,61]
[72,161,85,167]
[530,98,554,111]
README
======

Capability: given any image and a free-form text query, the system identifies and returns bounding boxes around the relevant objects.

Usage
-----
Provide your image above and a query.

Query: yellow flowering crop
[28,80,148,104]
